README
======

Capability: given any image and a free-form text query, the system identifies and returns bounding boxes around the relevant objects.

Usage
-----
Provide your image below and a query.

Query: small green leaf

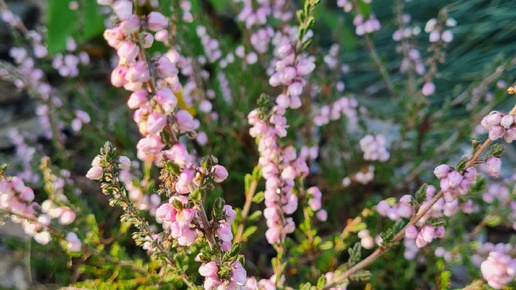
[213,197,225,217]
[415,183,428,203]
[242,226,257,239]
[252,191,264,203]
[244,174,252,193]
[248,210,262,222]
[301,39,313,51]
[456,156,469,172]
[491,144,504,157]
[317,275,326,289]
[486,215,502,227]
[319,241,333,250]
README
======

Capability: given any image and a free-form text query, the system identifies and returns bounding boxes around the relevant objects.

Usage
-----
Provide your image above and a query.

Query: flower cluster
[353,14,381,36]
[313,97,358,126]
[51,37,90,77]
[1,9,91,141]
[307,187,328,222]
[196,26,222,63]
[424,17,456,43]
[480,111,516,142]
[198,260,246,289]
[156,195,198,246]
[94,1,249,287]
[481,252,516,289]
[0,176,81,251]
[434,164,477,202]
[248,24,316,245]
[359,134,390,162]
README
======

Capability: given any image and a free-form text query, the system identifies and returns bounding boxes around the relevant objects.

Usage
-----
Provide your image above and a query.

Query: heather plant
[0,0,516,289]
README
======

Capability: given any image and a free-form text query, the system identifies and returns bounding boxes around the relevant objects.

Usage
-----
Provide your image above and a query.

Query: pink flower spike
[147,12,168,31]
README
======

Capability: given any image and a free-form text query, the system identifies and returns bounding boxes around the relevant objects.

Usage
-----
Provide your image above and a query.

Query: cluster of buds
[51,37,90,77]
[313,97,358,126]
[269,41,316,109]
[0,177,81,251]
[248,20,317,245]
[481,252,516,289]
[353,14,381,36]
[100,0,200,160]
[480,111,516,142]
[434,164,477,202]
[1,9,91,141]
[359,134,390,162]
[424,17,456,43]
[198,260,247,289]
[469,243,516,289]
[250,26,274,54]
[306,187,328,222]
[156,195,198,246]
[96,1,250,287]
[196,26,222,63]
[377,184,474,257]
[234,0,270,29]
[376,195,413,221]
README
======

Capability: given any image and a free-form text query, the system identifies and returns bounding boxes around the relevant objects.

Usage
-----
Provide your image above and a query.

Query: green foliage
[48,0,105,53]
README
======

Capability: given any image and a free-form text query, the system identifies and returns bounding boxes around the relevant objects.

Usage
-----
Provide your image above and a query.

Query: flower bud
[121,15,140,34]
[212,165,229,183]
[198,262,218,278]
[113,0,132,21]
[86,166,103,180]
[500,114,514,129]
[127,89,148,109]
[485,157,501,178]
[117,41,139,64]
[147,12,168,32]
[118,156,131,170]
[157,56,178,78]
[433,164,450,179]
[489,125,505,141]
